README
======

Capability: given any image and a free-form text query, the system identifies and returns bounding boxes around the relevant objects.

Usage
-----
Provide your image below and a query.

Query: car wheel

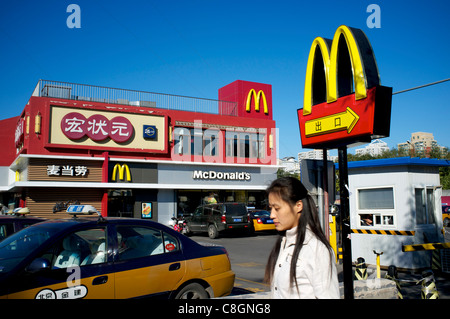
[444,218,450,227]
[175,283,209,299]
[208,224,219,239]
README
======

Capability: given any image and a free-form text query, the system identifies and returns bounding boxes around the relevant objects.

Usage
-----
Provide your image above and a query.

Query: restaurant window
[174,127,219,157]
[226,131,265,159]
[174,128,190,155]
[203,129,219,156]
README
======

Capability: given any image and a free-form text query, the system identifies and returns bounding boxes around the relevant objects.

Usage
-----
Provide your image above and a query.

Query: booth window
[415,188,436,225]
[357,187,395,227]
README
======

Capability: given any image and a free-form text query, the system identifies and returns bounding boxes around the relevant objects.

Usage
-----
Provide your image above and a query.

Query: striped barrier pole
[402,242,450,252]
[352,229,415,236]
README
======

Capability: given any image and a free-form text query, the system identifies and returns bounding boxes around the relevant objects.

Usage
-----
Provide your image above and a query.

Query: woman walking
[264,177,340,298]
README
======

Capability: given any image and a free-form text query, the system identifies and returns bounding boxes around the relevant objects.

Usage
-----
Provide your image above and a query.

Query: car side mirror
[26,258,51,273]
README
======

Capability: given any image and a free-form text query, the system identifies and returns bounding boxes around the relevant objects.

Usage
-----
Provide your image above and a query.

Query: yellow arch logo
[303,25,380,115]
[246,89,268,114]
[112,164,131,182]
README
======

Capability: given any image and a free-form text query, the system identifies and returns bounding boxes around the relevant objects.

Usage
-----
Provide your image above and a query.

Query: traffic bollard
[373,250,383,279]
[385,265,403,299]
[355,257,368,280]
[420,269,439,299]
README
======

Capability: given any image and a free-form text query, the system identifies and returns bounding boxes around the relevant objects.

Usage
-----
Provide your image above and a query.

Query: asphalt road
[190,230,277,295]
[190,228,450,299]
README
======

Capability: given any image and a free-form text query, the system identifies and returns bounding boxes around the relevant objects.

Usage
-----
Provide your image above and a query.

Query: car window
[204,207,212,216]
[193,207,203,217]
[224,204,247,216]
[162,232,179,253]
[0,226,54,273]
[37,227,107,269]
[0,223,14,241]
[117,226,179,261]
[211,205,221,216]
[254,211,270,217]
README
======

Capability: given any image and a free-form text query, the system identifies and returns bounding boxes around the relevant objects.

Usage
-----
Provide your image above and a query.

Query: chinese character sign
[47,165,88,177]
[86,114,110,141]
[110,116,134,142]
[61,112,133,143]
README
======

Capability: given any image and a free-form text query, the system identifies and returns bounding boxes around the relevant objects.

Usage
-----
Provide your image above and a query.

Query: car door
[201,206,213,231]
[6,225,115,299]
[113,225,186,298]
[189,206,203,232]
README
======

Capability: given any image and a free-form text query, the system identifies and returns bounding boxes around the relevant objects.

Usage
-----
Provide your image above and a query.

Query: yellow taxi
[0,205,234,299]
[248,209,276,232]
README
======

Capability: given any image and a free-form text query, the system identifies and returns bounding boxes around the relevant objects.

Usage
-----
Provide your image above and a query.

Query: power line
[392,78,450,95]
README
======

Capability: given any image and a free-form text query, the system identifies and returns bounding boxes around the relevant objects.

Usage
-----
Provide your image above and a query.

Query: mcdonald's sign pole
[298,25,392,299]
[338,146,353,299]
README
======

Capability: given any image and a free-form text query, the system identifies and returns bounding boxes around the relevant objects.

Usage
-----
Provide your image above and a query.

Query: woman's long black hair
[264,177,333,289]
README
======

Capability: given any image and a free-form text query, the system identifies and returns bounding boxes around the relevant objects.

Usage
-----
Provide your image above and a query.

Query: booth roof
[335,157,450,169]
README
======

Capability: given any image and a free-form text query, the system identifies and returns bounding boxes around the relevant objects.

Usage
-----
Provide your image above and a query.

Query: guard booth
[342,157,450,271]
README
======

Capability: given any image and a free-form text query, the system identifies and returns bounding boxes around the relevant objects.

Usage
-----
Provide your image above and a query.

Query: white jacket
[271,226,340,299]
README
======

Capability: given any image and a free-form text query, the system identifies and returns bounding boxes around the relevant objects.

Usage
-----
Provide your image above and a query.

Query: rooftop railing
[32,80,238,116]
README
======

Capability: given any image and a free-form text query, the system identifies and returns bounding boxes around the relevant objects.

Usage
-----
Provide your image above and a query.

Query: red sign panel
[218,80,273,120]
[298,25,392,149]
[298,86,392,149]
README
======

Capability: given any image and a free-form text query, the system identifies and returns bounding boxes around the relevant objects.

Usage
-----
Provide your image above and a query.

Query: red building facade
[0,80,277,224]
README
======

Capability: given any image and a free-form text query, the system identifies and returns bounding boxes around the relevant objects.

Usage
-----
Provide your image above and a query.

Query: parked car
[0,205,235,299]
[248,209,275,232]
[184,203,250,239]
[0,208,45,241]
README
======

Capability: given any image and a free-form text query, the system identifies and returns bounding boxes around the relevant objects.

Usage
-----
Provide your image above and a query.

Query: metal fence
[32,80,238,116]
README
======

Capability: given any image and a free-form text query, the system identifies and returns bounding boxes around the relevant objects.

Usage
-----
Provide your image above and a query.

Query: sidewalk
[225,262,450,299]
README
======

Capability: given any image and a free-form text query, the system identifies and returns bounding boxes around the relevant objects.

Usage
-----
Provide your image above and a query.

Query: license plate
[266,219,274,223]
[233,218,242,222]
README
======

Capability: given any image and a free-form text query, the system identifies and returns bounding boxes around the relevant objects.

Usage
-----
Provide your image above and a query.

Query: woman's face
[268,192,303,231]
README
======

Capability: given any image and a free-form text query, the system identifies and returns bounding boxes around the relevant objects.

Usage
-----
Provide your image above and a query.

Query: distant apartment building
[355,139,389,157]
[398,132,445,157]
[277,156,300,175]
[298,149,338,162]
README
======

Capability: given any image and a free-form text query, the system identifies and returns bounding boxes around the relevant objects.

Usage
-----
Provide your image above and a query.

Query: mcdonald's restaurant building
[0,80,278,225]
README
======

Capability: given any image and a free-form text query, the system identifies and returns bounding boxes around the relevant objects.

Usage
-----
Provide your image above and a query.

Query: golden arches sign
[246,89,268,114]
[112,164,131,182]
[303,25,380,115]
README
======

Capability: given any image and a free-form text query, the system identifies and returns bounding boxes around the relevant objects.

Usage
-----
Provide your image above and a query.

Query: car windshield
[253,211,270,217]
[224,204,247,216]
[0,225,57,274]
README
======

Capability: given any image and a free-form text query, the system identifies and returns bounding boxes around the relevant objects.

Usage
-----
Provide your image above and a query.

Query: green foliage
[277,168,300,180]
[346,146,450,189]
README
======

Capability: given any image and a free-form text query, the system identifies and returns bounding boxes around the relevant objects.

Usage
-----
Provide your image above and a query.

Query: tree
[346,146,450,189]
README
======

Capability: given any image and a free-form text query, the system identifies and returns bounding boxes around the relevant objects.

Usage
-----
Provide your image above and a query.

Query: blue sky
[0,0,449,158]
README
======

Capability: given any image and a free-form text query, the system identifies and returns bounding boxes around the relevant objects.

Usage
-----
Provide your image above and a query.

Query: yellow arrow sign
[304,107,359,137]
